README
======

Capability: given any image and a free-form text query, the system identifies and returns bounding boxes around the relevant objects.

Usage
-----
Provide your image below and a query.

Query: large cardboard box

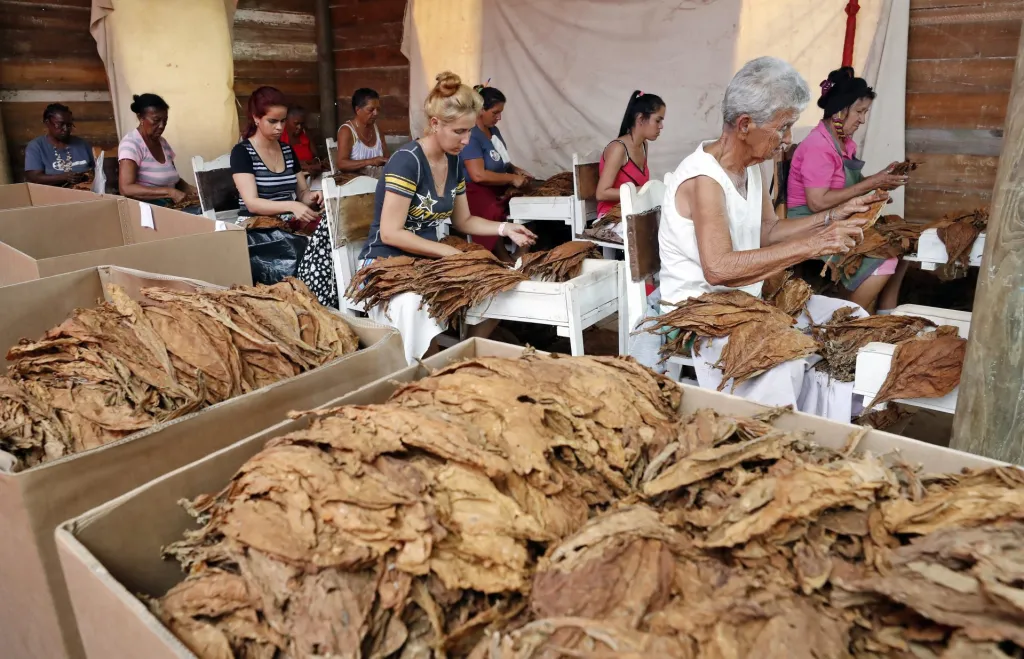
[0,182,104,210]
[0,196,251,287]
[55,339,1006,659]
[0,266,406,659]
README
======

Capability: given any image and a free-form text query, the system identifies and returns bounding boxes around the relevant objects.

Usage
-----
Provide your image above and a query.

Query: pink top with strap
[597,139,650,218]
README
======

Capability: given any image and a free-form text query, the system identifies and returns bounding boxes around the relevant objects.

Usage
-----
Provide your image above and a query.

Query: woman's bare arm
[595,141,627,202]
[118,160,180,200]
[464,158,520,186]
[335,125,384,171]
[379,191,461,258]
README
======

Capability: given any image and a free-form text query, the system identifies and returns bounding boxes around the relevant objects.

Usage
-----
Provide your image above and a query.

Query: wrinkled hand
[308,191,323,208]
[832,191,889,223]
[289,202,320,223]
[372,156,389,167]
[510,174,529,188]
[813,220,865,256]
[167,188,187,204]
[867,162,908,191]
[505,223,537,248]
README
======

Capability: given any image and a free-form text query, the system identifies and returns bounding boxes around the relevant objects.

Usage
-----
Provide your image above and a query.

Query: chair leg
[567,289,585,356]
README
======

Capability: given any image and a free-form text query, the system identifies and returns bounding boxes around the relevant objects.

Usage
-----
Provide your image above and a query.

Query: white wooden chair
[853,305,972,415]
[323,175,378,315]
[325,137,339,175]
[619,179,695,380]
[192,154,239,222]
[905,228,986,271]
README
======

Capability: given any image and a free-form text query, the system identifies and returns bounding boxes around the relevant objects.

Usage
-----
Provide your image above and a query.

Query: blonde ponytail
[424,71,482,125]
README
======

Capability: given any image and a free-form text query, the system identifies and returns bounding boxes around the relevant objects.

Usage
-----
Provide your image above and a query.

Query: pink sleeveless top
[597,139,650,217]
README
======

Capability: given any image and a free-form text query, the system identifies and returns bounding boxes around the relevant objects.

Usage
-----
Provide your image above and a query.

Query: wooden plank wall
[0,0,118,182]
[905,0,1023,223]
[331,0,411,141]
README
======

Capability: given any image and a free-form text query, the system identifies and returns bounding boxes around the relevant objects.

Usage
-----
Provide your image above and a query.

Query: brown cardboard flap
[0,200,127,258]
[0,183,102,211]
[626,207,661,281]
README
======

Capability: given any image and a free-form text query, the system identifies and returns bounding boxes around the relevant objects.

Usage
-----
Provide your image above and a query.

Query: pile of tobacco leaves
[346,251,527,326]
[0,279,359,471]
[762,270,813,318]
[506,172,574,199]
[934,209,988,280]
[518,241,600,282]
[440,236,490,253]
[151,352,1024,659]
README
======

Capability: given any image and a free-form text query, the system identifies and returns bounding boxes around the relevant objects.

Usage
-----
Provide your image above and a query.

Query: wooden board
[904,186,991,224]
[334,45,409,70]
[0,58,108,91]
[626,208,661,282]
[905,152,999,191]
[906,91,1009,130]
[907,57,1016,94]
[330,0,407,26]
[575,162,599,201]
[336,66,409,99]
[905,128,1004,156]
[908,21,1022,60]
[333,21,404,49]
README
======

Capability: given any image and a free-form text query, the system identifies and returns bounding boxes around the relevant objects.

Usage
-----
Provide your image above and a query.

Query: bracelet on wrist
[498,222,507,236]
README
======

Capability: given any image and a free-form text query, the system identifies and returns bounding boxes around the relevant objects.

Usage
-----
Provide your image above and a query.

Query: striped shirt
[360,141,465,260]
[118,129,180,188]
[230,140,300,217]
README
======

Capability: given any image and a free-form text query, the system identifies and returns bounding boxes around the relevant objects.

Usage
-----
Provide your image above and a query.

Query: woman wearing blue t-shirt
[461,85,533,258]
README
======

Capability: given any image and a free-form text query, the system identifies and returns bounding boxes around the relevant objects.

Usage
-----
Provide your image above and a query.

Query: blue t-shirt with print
[24,136,94,176]
[360,141,466,260]
[461,125,510,181]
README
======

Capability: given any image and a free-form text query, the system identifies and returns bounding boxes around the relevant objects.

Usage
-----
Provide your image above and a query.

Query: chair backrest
[323,175,378,248]
[620,179,665,332]
[326,137,339,175]
[192,154,239,215]
[571,152,600,237]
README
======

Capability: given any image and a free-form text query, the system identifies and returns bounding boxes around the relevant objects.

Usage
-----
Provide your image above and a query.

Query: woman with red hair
[231,86,338,307]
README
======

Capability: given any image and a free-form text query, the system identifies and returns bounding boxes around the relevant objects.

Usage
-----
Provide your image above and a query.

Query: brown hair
[243,86,288,138]
[424,71,482,125]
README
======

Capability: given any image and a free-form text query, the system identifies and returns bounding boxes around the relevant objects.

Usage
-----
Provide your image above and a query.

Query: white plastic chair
[191,154,239,222]
[323,175,378,315]
[325,137,338,175]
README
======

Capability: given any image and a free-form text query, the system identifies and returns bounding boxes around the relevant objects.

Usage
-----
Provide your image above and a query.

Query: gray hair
[722,56,811,125]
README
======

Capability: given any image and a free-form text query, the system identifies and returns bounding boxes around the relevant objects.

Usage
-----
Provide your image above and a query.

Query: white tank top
[659,141,764,307]
[343,122,384,160]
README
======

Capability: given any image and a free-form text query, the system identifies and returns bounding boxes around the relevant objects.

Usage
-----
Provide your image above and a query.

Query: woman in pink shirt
[594,90,665,232]
[787,67,908,311]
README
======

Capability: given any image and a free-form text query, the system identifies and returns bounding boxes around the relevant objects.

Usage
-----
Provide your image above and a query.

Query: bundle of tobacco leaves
[714,322,818,391]
[888,160,919,176]
[170,191,201,210]
[347,251,528,326]
[591,204,622,230]
[935,208,988,279]
[518,241,600,282]
[823,215,926,283]
[812,306,936,382]
[239,215,290,231]
[152,354,1024,659]
[868,331,967,408]
[762,270,813,317]
[506,172,574,199]
[0,279,359,471]
[857,402,913,430]
[581,224,624,244]
[440,235,490,253]
[70,170,95,191]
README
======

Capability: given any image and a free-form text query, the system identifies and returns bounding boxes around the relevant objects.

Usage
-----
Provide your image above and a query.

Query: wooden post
[315,0,337,140]
[0,112,11,184]
[949,30,1024,463]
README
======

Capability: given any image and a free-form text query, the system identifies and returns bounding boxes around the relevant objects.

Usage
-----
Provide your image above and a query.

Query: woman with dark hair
[594,90,665,232]
[24,103,94,187]
[118,93,197,209]
[281,105,322,176]
[335,88,389,174]
[461,83,533,258]
[787,67,909,311]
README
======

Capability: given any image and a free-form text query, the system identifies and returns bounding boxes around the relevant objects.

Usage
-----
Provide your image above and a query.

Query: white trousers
[367,292,447,366]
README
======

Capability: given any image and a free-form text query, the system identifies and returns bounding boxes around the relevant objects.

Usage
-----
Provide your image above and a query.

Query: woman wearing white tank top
[335,88,390,176]
[645,57,887,422]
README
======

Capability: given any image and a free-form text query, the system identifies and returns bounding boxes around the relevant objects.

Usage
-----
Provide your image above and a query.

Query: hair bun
[434,71,462,98]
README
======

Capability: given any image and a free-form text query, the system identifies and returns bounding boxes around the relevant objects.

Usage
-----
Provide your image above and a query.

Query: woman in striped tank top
[594,90,666,234]
[335,88,390,176]
[117,93,199,211]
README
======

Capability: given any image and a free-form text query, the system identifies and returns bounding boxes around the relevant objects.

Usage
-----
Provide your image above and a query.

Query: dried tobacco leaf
[935,209,988,279]
[439,235,490,253]
[824,215,926,283]
[714,322,818,391]
[763,271,813,317]
[239,216,291,231]
[857,404,913,431]
[0,279,357,470]
[517,241,599,282]
[505,172,574,199]
[867,334,967,407]
[889,160,919,177]
[813,308,936,382]
[581,224,624,245]
[591,204,622,230]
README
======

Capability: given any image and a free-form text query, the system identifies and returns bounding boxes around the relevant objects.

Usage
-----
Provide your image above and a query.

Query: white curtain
[402,0,907,214]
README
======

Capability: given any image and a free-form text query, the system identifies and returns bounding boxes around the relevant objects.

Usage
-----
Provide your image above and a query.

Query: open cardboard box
[55,339,1005,659]
[0,182,104,210]
[0,266,406,659]
[0,196,251,287]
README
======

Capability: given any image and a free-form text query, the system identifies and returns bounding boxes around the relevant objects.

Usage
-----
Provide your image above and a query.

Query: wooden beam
[950,26,1024,463]
[905,128,1004,156]
[315,0,337,138]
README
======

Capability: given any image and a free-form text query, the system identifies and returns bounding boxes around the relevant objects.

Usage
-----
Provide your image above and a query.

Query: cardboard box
[0,266,405,659]
[0,182,104,210]
[0,196,251,287]
[55,339,1006,659]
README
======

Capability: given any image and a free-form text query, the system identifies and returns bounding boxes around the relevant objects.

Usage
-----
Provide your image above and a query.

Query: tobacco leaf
[581,224,624,245]
[0,279,357,471]
[505,172,574,199]
[170,191,202,210]
[439,235,490,253]
[239,216,291,231]
[889,160,920,177]
[517,241,600,282]
[824,215,927,283]
[714,322,818,391]
[857,404,913,430]
[762,271,814,317]
[867,334,967,407]
[591,204,622,230]
[935,209,987,280]
[813,308,936,382]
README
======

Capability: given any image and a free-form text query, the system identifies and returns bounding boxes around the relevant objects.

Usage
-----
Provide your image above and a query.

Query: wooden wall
[0,0,118,181]
[331,0,411,140]
[905,0,1022,223]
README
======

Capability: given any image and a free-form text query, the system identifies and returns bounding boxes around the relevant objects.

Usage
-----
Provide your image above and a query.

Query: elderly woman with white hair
[656,56,887,421]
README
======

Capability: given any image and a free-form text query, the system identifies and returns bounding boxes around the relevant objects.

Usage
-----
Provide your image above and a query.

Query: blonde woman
[355,71,537,364]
